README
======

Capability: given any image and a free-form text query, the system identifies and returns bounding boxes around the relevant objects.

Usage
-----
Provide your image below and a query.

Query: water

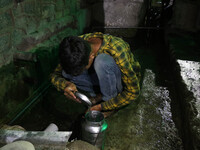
[104,69,183,150]
[86,111,104,122]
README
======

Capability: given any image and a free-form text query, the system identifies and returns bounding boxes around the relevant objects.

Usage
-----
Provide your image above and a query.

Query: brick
[55,0,65,12]
[15,16,38,36]
[14,16,27,29]
[12,2,23,17]
[0,11,13,31]
[12,29,26,46]
[40,0,55,3]
[23,0,37,15]
[52,15,73,29]
[63,8,70,17]
[55,11,63,19]
[0,34,11,53]
[26,17,38,35]
[68,0,78,14]
[0,0,13,9]
[2,49,14,65]
[41,4,55,21]
[0,53,5,67]
[62,0,76,15]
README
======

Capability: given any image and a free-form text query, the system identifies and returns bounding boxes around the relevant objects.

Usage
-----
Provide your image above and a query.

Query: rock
[66,140,99,150]
[0,141,35,150]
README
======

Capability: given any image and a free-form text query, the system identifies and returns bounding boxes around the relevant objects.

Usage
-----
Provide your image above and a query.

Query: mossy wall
[0,0,88,126]
[0,0,85,67]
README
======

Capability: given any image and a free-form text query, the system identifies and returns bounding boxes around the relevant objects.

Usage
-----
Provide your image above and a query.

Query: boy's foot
[102,110,116,118]
[90,94,102,105]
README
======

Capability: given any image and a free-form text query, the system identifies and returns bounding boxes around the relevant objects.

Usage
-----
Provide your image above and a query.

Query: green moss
[0,0,13,9]
[0,63,35,122]
[0,11,13,31]
[0,33,11,53]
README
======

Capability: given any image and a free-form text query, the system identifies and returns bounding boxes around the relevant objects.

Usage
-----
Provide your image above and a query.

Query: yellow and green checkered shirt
[51,32,141,111]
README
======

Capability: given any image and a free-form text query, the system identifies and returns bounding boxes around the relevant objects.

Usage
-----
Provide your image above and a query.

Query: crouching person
[50,32,141,118]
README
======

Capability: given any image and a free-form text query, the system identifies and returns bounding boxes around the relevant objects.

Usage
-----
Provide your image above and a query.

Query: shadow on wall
[80,0,105,33]
[0,45,59,127]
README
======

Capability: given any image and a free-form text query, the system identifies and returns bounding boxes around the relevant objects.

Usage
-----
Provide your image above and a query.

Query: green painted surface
[0,0,86,125]
[24,1,37,15]
[0,24,82,126]
[101,121,108,132]
[12,30,26,46]
[0,0,13,9]
[0,34,11,53]
[0,0,84,67]
[0,63,35,122]
[0,11,13,32]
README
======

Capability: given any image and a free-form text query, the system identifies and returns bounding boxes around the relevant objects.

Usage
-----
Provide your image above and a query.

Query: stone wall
[0,0,84,67]
[0,0,88,126]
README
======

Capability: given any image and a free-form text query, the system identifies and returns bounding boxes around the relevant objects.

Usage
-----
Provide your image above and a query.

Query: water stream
[104,69,183,150]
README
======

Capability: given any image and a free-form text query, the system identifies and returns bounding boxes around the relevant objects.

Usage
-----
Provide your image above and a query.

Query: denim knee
[94,54,116,71]
[94,53,122,101]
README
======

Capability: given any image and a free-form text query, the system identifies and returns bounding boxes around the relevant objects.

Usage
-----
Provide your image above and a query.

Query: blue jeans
[62,53,123,101]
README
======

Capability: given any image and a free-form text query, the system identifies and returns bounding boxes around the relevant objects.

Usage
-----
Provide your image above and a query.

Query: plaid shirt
[51,32,141,111]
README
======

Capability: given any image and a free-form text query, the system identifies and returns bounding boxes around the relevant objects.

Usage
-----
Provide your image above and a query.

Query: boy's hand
[89,104,102,112]
[64,82,81,103]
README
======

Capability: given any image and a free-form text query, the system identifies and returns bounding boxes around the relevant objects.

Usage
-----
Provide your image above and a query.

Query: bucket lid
[75,92,92,107]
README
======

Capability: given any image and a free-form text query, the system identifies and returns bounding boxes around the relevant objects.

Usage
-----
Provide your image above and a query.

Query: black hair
[59,36,91,76]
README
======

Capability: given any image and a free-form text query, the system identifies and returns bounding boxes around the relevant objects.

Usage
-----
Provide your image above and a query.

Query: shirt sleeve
[50,64,70,91]
[100,48,141,111]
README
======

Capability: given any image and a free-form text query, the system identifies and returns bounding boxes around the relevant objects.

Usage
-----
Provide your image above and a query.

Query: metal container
[44,123,58,132]
[75,91,92,107]
[81,110,108,150]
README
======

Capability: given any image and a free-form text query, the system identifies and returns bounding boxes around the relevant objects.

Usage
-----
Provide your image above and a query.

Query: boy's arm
[50,64,71,91]
[100,51,141,111]
[50,64,81,103]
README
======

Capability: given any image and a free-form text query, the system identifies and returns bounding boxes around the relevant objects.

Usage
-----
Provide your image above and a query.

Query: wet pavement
[104,69,183,150]
[177,60,200,119]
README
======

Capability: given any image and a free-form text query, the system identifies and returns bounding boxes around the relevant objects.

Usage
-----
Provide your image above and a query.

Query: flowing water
[104,69,183,150]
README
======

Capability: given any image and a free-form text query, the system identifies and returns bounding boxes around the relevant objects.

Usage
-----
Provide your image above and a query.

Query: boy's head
[59,36,91,76]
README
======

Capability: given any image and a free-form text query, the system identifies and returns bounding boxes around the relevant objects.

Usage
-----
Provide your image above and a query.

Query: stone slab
[177,60,200,119]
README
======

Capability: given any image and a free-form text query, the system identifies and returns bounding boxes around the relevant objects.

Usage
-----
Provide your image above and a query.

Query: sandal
[90,94,102,105]
[102,110,116,118]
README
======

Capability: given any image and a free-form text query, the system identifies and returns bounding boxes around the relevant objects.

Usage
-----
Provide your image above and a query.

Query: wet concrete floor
[104,69,183,150]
